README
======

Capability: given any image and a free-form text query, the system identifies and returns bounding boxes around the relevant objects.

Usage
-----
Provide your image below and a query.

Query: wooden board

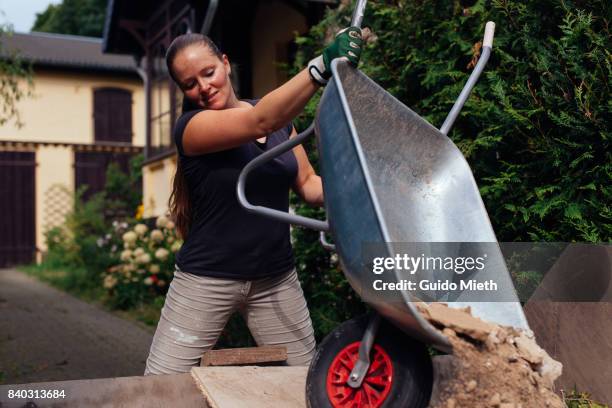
[525,302,612,404]
[200,346,287,366]
[191,366,308,408]
[0,373,207,408]
[429,354,459,405]
[524,244,612,403]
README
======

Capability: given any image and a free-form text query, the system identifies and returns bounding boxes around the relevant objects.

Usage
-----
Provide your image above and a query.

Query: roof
[103,0,338,55]
[102,0,150,55]
[0,31,138,74]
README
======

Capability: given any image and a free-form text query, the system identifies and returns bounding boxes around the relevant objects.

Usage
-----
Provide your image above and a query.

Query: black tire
[306,314,433,408]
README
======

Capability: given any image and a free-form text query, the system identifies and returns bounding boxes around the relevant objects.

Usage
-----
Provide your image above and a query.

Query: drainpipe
[133,56,150,159]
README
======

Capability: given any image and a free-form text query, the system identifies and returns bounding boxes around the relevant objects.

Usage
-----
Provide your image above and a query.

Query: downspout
[200,0,219,34]
[133,57,150,159]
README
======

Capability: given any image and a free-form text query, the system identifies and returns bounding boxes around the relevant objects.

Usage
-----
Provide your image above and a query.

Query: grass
[20,263,105,303]
[563,390,609,408]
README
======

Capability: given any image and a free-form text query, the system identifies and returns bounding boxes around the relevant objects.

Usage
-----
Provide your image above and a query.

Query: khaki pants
[144,268,316,374]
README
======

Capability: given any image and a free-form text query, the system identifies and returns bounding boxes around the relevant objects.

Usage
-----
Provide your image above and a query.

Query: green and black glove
[308,26,363,86]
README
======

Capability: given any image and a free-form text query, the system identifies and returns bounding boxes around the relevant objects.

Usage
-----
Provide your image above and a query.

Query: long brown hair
[167,33,223,238]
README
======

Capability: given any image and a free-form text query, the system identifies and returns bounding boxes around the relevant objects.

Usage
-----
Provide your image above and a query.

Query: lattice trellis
[43,183,73,232]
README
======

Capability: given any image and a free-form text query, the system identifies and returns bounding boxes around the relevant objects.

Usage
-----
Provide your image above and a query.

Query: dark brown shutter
[94,88,132,143]
[0,152,36,267]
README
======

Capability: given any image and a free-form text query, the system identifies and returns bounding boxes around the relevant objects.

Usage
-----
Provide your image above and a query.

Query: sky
[0,0,62,33]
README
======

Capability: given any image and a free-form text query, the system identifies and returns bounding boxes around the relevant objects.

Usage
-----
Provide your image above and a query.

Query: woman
[144,27,363,374]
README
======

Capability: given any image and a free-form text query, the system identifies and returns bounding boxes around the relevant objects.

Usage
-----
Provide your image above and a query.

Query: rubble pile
[417,303,564,408]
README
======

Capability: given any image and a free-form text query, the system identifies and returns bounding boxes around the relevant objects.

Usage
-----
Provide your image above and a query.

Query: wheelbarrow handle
[319,231,336,251]
[351,0,368,28]
[236,122,329,232]
[483,21,495,48]
[439,21,496,136]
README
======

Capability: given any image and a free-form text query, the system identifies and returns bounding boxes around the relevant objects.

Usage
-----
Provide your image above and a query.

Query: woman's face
[171,44,233,110]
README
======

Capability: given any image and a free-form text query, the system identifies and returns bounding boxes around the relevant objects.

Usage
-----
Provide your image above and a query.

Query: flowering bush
[103,215,182,309]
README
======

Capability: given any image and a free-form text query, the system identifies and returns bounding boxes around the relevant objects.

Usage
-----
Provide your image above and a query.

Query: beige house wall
[143,156,177,219]
[35,146,74,258]
[0,68,144,262]
[0,69,145,146]
[251,0,307,97]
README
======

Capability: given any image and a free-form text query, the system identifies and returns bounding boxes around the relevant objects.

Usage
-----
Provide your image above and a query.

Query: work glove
[308,27,363,86]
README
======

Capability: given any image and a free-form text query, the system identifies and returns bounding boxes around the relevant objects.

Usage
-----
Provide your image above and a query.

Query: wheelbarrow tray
[315,60,528,350]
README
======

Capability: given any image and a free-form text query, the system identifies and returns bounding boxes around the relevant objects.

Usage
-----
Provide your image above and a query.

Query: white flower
[144,277,154,286]
[150,229,164,243]
[166,221,175,230]
[133,247,145,257]
[155,216,169,229]
[105,233,112,240]
[167,236,175,244]
[122,231,137,244]
[170,241,182,253]
[120,250,132,262]
[155,248,170,261]
[148,264,160,274]
[112,220,119,228]
[96,238,105,248]
[103,275,118,289]
[111,245,117,253]
[136,253,152,265]
[134,224,148,236]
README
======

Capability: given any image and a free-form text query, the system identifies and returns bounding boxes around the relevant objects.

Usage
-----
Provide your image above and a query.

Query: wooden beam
[119,19,147,49]
[200,346,288,367]
[191,366,307,408]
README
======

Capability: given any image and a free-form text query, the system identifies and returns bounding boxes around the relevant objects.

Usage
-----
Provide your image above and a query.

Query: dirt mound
[417,303,564,408]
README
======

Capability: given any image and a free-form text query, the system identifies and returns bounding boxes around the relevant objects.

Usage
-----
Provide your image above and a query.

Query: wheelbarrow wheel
[306,315,432,408]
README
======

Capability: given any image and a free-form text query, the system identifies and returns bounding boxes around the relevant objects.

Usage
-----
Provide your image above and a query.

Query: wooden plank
[191,366,307,408]
[429,355,460,406]
[200,346,287,367]
[0,373,207,408]
[524,244,612,403]
[525,301,612,403]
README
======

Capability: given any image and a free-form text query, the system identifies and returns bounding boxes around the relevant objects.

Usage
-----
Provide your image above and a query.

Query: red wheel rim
[326,341,393,408]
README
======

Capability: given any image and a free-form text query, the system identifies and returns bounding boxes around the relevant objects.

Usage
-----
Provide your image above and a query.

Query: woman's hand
[308,27,363,85]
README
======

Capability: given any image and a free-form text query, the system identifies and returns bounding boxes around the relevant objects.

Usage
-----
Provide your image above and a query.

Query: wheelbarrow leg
[347,313,381,388]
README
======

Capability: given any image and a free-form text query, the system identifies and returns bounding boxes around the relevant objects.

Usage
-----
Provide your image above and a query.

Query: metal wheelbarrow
[238,2,528,406]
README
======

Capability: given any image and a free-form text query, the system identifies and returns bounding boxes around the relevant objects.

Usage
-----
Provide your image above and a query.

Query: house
[0,32,145,267]
[102,0,336,220]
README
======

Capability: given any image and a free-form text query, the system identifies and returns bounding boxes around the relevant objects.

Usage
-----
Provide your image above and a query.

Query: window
[93,88,133,143]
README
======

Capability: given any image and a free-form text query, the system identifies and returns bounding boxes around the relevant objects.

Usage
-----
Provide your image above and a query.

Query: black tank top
[174,101,297,279]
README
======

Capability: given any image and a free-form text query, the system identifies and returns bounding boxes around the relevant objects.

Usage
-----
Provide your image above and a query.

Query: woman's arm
[291,127,324,207]
[183,69,319,155]
[182,27,363,156]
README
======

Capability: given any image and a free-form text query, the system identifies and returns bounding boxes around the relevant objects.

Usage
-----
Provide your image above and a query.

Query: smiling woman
[143,30,363,375]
